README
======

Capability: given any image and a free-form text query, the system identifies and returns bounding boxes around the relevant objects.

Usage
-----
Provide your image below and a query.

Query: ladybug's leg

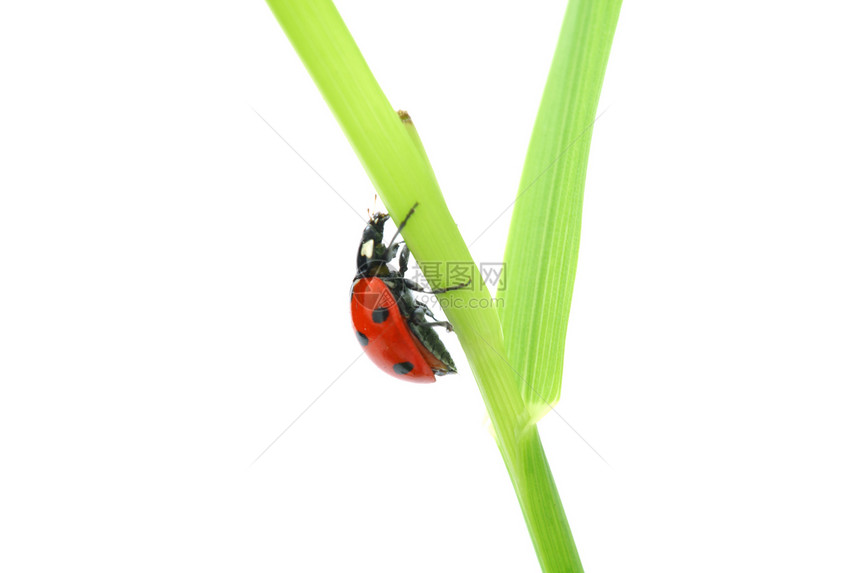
[414,299,437,320]
[398,244,411,276]
[408,306,453,332]
[409,302,431,320]
[382,241,404,264]
[418,320,454,332]
[403,277,472,295]
[383,202,419,261]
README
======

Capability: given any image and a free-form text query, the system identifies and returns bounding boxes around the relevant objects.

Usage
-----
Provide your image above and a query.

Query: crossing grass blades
[264,0,622,571]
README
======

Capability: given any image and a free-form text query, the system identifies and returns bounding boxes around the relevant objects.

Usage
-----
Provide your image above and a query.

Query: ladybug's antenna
[385,202,418,259]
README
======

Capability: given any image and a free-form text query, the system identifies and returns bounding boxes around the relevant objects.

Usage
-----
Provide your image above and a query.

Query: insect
[350,203,469,383]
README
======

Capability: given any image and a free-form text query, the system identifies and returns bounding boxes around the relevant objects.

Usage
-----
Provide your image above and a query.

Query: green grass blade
[264,0,584,570]
[498,0,622,421]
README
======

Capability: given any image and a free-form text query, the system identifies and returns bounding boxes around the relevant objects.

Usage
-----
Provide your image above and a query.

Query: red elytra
[350,277,449,383]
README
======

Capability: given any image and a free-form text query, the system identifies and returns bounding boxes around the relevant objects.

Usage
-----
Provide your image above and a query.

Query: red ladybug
[350,203,468,383]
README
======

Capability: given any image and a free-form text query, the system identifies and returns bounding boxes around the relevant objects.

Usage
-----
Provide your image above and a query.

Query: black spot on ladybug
[355,331,369,346]
[372,307,389,323]
[393,361,414,375]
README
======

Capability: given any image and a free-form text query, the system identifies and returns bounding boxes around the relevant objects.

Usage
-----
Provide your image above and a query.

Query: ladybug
[350,203,468,383]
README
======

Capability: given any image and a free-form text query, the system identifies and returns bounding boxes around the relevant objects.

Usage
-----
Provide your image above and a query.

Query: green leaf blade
[499,0,623,421]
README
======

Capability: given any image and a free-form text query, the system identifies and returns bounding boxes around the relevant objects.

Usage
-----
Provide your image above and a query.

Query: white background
[2,1,859,572]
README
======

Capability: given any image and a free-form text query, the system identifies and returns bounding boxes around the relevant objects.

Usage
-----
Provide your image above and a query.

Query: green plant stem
[499,0,623,421]
[265,0,582,570]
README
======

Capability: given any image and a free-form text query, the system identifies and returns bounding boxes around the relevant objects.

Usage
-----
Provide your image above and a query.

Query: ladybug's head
[356,212,393,276]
